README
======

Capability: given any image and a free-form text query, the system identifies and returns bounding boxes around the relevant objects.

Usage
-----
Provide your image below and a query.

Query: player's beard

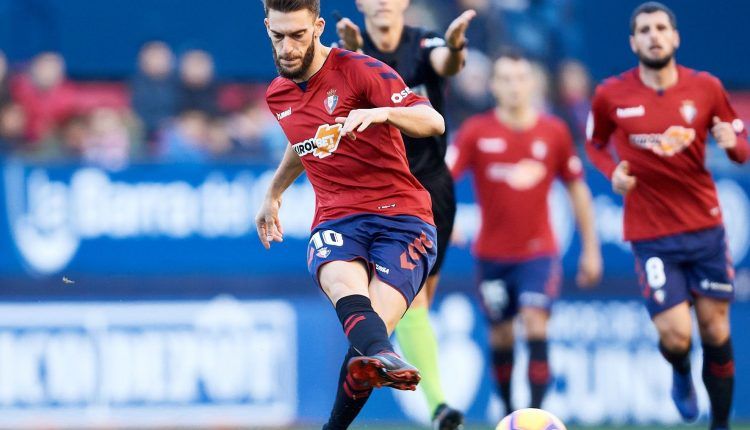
[273,40,316,80]
[637,48,674,70]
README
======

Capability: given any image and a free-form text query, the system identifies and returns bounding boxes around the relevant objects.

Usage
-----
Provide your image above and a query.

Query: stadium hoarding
[0,295,746,427]
[0,158,749,299]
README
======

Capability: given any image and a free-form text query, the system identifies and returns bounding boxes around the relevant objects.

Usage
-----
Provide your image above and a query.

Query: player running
[335,1,475,426]
[451,52,601,413]
[257,1,445,428]
[585,3,748,429]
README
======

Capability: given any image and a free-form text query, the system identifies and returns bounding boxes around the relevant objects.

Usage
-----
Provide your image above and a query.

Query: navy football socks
[335,294,393,356]
[703,339,734,430]
[492,347,514,414]
[528,339,550,409]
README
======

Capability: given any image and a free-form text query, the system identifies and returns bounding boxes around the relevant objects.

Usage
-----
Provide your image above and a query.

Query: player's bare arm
[336,17,364,52]
[565,179,602,288]
[255,145,305,249]
[335,104,445,138]
[429,9,476,77]
[612,160,636,195]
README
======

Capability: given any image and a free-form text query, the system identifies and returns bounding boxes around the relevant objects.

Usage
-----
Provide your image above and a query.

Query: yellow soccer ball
[496,408,567,430]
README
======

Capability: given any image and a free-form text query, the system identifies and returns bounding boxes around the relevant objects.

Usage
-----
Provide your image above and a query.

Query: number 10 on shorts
[310,230,344,249]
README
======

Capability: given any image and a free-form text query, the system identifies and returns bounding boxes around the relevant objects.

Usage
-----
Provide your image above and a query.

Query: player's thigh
[308,219,371,304]
[632,249,692,318]
[410,283,431,310]
[520,307,549,340]
[490,320,515,349]
[515,257,561,314]
[368,216,438,306]
[476,259,518,325]
[652,301,693,351]
[686,226,735,306]
[694,295,731,345]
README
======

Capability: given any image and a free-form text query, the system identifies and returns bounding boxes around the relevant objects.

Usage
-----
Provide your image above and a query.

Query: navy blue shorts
[476,256,561,324]
[632,226,735,317]
[307,214,438,305]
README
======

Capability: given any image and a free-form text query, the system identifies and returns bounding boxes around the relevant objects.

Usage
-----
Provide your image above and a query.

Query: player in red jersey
[451,52,601,413]
[256,1,445,428]
[585,3,749,428]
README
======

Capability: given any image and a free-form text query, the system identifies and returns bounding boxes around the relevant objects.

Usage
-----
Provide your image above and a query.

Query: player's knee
[490,322,514,348]
[323,281,360,304]
[521,308,548,339]
[697,313,730,346]
[659,326,692,352]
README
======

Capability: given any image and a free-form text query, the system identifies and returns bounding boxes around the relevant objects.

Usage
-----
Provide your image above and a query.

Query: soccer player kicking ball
[586,3,749,429]
[257,1,445,428]
[335,1,475,427]
[451,52,602,413]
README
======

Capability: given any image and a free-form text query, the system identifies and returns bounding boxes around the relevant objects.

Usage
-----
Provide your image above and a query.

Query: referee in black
[336,2,475,429]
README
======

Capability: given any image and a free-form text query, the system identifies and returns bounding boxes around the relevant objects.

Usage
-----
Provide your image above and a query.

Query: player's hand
[335,108,390,138]
[576,248,602,288]
[336,17,364,52]
[612,161,636,195]
[255,196,284,249]
[712,116,737,149]
[444,9,476,50]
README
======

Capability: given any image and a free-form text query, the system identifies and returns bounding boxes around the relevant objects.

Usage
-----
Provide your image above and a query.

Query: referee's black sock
[703,339,734,430]
[527,339,550,409]
[492,347,514,414]
[324,347,373,430]
[335,294,393,356]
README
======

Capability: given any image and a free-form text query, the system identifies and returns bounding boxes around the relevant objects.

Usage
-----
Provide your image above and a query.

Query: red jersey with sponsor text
[265,48,434,228]
[586,66,749,241]
[451,112,584,260]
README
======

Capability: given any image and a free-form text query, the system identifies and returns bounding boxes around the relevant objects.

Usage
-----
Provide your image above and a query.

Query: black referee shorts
[418,171,457,276]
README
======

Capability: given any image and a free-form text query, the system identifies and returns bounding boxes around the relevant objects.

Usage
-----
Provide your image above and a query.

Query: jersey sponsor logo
[292,124,343,159]
[375,264,390,275]
[679,100,697,124]
[629,125,696,156]
[478,137,506,153]
[276,107,292,120]
[324,89,339,115]
[420,37,446,49]
[616,105,645,118]
[391,87,413,104]
[531,140,548,159]
[486,159,547,190]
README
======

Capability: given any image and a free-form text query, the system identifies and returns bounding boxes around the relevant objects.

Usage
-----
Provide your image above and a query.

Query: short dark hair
[263,0,320,17]
[630,2,677,34]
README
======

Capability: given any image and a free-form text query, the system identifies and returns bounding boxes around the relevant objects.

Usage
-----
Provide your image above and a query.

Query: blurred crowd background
[0,0,746,172]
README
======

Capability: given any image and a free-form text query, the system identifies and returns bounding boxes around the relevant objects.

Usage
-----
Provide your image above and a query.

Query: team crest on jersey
[324,89,339,115]
[680,100,697,124]
[629,125,696,157]
[531,140,548,159]
[292,123,343,159]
